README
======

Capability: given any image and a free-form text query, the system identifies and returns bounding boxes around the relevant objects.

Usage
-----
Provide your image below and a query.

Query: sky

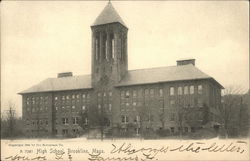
[1,1,249,117]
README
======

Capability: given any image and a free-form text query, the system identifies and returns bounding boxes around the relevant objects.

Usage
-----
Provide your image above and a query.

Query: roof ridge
[49,74,91,79]
[128,64,192,72]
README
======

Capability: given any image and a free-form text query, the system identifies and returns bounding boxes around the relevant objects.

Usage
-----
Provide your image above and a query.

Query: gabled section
[92,2,127,28]
[19,75,92,94]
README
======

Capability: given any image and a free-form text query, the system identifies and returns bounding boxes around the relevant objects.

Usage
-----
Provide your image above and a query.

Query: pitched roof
[19,64,223,94]
[116,64,218,87]
[92,2,127,27]
[19,75,92,94]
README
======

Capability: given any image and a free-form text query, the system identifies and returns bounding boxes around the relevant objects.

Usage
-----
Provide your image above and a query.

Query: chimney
[177,58,195,66]
[58,72,73,78]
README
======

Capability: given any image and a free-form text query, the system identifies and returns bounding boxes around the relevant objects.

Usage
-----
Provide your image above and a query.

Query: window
[108,104,112,111]
[184,127,188,133]
[72,106,75,109]
[159,89,163,97]
[150,89,154,97]
[84,118,88,125]
[62,129,68,135]
[132,102,137,106]
[170,87,175,96]
[98,104,101,109]
[103,92,106,97]
[145,89,149,96]
[76,94,80,99]
[98,93,101,97]
[54,96,58,100]
[170,127,175,133]
[111,34,115,59]
[121,115,128,124]
[66,95,70,100]
[198,85,203,94]
[72,95,75,99]
[134,115,140,123]
[55,107,58,111]
[170,113,175,121]
[178,87,183,95]
[82,94,86,99]
[105,38,108,61]
[170,100,175,106]
[190,99,194,108]
[125,91,130,97]
[148,114,153,122]
[121,91,125,98]
[82,106,86,110]
[198,98,203,107]
[198,112,203,121]
[133,90,137,97]
[95,36,99,60]
[73,117,78,125]
[87,94,90,99]
[126,102,129,106]
[62,96,65,100]
[62,118,69,125]
[190,86,194,94]
[184,86,188,95]
[109,92,112,97]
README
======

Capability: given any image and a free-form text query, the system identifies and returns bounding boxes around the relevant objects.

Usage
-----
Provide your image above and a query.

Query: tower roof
[92,2,127,28]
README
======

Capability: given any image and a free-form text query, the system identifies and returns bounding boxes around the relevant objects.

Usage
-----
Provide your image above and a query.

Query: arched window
[110,33,115,59]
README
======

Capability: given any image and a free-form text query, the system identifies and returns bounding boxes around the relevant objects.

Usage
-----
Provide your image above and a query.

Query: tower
[91,2,128,87]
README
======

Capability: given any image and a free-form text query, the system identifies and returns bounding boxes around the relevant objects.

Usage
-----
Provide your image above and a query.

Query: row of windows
[26,106,48,112]
[60,117,88,125]
[95,33,115,61]
[53,100,89,106]
[169,126,200,133]
[26,96,49,101]
[169,112,203,121]
[120,98,203,109]
[120,85,203,100]
[26,119,49,126]
[55,129,80,135]
[121,112,203,124]
[55,105,87,111]
[55,93,90,101]
[170,85,202,95]
[26,100,48,105]
[97,104,112,112]
[98,92,112,97]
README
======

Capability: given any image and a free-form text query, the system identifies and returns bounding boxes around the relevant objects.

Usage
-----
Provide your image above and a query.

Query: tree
[219,86,247,138]
[1,101,23,138]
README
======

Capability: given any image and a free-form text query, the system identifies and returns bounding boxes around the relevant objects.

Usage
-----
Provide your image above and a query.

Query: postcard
[1,1,249,161]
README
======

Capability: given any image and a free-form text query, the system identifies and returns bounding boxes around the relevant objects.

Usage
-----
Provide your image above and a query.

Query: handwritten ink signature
[111,142,168,159]
[169,141,247,153]
[5,154,47,161]
[88,153,143,161]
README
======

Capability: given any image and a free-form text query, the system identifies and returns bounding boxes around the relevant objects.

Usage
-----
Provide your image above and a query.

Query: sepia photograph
[1,0,249,161]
